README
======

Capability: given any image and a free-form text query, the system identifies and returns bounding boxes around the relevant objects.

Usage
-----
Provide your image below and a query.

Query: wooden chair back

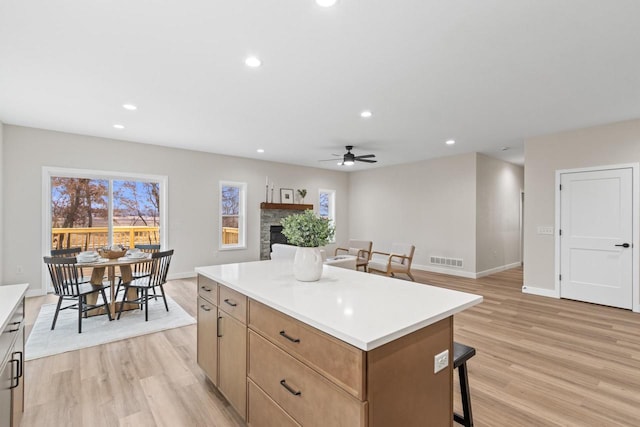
[135,244,161,253]
[148,249,174,287]
[51,247,82,257]
[43,256,81,297]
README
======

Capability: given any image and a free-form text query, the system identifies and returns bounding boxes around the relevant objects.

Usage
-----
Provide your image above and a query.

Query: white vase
[293,247,323,282]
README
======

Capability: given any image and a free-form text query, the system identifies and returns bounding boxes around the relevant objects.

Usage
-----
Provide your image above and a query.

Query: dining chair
[135,244,161,253]
[131,244,161,280]
[335,240,372,271]
[367,243,416,281]
[43,256,113,333]
[117,249,173,321]
[50,247,91,283]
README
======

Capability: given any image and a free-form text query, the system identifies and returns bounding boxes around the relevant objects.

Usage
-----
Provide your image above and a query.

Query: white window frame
[318,188,336,243]
[42,166,169,294]
[219,180,247,250]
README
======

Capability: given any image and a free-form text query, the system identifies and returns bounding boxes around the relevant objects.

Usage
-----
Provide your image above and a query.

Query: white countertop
[196,260,482,351]
[0,283,29,330]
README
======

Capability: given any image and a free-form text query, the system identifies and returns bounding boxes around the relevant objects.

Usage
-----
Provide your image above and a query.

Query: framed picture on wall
[280,188,294,204]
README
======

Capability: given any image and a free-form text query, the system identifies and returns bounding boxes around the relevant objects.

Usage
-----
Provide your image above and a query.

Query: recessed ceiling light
[316,0,337,7]
[257,148,265,153]
[446,139,455,145]
[122,104,137,111]
[360,110,372,118]
[113,124,125,129]
[245,56,262,67]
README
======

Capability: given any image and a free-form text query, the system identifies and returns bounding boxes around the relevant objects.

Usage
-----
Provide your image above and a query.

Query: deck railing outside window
[52,226,160,251]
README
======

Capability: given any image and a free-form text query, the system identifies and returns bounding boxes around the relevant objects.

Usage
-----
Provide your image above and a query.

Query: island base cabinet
[197,297,218,385]
[218,313,247,418]
[247,379,300,427]
[248,331,367,427]
[366,317,453,427]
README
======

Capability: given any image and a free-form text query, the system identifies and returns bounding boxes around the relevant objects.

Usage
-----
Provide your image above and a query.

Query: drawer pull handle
[280,379,301,396]
[224,299,237,307]
[200,286,212,292]
[279,330,300,343]
[200,304,211,312]
[12,351,23,378]
[217,315,223,337]
[9,360,19,389]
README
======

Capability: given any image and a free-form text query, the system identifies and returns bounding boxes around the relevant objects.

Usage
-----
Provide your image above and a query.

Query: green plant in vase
[297,189,307,204]
[281,210,335,281]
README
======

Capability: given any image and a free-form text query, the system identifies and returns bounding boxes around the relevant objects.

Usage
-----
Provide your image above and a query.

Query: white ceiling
[1,1,639,170]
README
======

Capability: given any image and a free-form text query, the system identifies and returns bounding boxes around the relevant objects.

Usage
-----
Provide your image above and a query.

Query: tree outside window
[220,181,246,249]
[319,189,336,243]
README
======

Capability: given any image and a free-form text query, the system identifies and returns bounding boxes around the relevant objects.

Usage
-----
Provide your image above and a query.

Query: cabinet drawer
[0,300,23,361]
[249,300,365,399]
[248,379,300,427]
[197,275,218,305]
[248,331,366,427]
[219,285,247,324]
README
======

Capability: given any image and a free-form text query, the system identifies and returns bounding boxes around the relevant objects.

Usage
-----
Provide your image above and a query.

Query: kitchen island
[196,260,482,427]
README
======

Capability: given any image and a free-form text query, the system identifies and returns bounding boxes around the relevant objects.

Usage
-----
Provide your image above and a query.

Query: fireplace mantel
[260,203,313,211]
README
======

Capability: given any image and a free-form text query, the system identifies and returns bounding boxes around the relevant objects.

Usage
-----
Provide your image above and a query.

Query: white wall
[524,118,640,293]
[0,121,3,283]
[348,153,478,275]
[2,125,349,294]
[476,154,524,274]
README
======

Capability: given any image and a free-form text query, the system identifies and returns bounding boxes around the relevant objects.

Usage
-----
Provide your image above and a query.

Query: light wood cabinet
[0,297,25,427]
[197,274,454,427]
[196,275,248,420]
[218,311,247,417]
[197,297,218,385]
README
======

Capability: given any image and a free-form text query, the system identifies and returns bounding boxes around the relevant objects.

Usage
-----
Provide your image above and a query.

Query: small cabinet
[196,275,248,420]
[197,297,218,385]
[0,296,25,427]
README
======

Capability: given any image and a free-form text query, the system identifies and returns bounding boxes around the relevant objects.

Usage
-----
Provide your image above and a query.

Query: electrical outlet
[16,265,24,274]
[434,349,449,373]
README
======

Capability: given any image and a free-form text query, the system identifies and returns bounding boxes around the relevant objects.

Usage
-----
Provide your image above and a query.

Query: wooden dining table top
[77,255,151,267]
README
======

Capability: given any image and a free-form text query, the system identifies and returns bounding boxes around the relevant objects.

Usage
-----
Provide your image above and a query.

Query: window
[318,189,336,243]
[220,181,246,249]
[47,169,166,253]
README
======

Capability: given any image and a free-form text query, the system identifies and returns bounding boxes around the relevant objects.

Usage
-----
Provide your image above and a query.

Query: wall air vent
[430,256,463,268]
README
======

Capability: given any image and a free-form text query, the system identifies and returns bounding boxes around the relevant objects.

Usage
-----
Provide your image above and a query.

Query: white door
[560,168,633,309]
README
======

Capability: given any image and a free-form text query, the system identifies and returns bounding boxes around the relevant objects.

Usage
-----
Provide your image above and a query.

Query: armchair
[367,243,416,281]
[335,240,373,271]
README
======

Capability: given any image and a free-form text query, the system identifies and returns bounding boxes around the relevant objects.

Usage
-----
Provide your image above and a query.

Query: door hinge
[559,184,562,191]
[559,229,562,236]
[559,274,562,281]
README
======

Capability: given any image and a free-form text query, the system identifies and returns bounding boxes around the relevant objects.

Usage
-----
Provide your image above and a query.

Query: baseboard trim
[522,285,560,298]
[26,288,47,298]
[475,262,522,278]
[411,263,477,279]
[412,261,522,279]
[168,271,197,280]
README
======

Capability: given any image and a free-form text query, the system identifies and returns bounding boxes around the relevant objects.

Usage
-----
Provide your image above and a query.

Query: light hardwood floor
[21,267,640,426]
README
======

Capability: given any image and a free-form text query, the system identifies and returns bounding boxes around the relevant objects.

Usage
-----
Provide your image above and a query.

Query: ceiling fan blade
[354,154,376,159]
[355,158,377,163]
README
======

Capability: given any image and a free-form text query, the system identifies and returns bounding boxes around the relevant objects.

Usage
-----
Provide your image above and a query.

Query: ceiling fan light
[343,160,355,166]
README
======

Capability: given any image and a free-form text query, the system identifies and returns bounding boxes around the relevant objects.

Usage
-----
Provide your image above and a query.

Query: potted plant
[281,210,335,281]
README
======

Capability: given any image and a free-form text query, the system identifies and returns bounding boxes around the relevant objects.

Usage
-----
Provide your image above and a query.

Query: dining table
[78,254,153,316]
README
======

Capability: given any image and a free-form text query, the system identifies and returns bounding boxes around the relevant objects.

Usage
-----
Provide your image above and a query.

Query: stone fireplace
[259,202,313,260]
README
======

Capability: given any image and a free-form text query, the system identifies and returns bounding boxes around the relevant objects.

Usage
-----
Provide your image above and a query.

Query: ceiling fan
[320,146,377,166]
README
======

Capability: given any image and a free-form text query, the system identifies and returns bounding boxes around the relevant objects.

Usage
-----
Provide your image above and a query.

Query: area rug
[25,295,195,360]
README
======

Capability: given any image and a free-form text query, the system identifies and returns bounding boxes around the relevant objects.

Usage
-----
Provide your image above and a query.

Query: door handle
[615,243,630,248]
